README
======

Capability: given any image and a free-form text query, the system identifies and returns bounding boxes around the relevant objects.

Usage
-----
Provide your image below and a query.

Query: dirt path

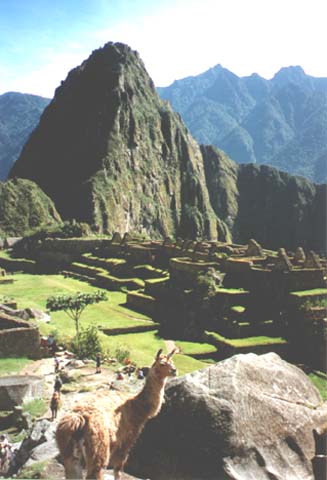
[19,356,117,418]
[17,357,148,480]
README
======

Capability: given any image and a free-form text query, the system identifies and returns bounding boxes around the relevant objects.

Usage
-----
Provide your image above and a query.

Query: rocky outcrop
[128,353,327,480]
[0,178,61,237]
[10,43,224,241]
[202,145,326,252]
[0,375,43,410]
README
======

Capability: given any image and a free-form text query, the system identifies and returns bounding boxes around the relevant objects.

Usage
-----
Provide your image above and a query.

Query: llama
[50,391,60,421]
[56,348,177,480]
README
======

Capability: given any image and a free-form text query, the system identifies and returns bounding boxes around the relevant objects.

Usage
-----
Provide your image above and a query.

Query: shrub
[193,269,218,300]
[115,344,131,364]
[70,325,102,359]
[60,220,91,238]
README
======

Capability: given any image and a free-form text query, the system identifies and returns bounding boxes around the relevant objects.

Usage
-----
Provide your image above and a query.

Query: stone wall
[0,257,36,273]
[0,312,32,329]
[41,238,111,254]
[0,326,40,358]
[286,268,325,291]
[126,291,156,316]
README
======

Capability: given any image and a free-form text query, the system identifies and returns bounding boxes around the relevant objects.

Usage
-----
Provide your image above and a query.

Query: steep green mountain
[158,66,327,183]
[0,92,50,180]
[10,42,226,241]
[202,145,326,252]
[0,178,61,236]
[8,43,325,251]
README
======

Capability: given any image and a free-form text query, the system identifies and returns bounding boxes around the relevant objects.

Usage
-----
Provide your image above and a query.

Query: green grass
[290,288,327,297]
[308,372,327,401]
[230,305,246,313]
[23,399,47,419]
[174,339,217,355]
[0,357,33,375]
[0,250,14,260]
[0,273,208,376]
[215,288,249,294]
[0,274,153,342]
[205,331,287,348]
[17,460,47,479]
[99,330,207,375]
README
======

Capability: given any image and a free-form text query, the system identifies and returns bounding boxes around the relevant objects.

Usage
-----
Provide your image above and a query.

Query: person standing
[54,356,60,373]
[54,375,62,394]
[95,352,101,374]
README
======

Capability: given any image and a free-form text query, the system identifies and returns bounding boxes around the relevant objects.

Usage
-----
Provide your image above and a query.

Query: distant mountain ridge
[0,92,50,180]
[158,65,327,183]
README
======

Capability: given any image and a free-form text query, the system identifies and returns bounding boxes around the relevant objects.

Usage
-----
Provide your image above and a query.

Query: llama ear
[156,349,163,360]
[167,348,178,359]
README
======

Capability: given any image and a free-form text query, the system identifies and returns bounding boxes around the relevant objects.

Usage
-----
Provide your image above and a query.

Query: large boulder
[128,353,327,480]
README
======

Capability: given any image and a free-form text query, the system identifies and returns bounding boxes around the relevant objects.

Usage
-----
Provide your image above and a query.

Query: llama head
[151,348,178,379]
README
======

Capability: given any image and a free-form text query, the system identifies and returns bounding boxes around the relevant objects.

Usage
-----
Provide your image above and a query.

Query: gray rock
[0,375,43,410]
[25,307,51,322]
[128,353,327,480]
[8,418,57,475]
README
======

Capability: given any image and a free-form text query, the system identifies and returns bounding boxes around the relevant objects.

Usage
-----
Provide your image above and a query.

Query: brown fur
[56,349,177,480]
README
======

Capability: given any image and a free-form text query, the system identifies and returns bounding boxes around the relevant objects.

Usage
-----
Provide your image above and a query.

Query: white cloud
[91,0,327,85]
[1,0,326,96]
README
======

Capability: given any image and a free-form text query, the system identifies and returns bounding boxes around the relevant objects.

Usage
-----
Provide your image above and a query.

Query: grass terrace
[309,371,327,401]
[100,330,209,375]
[205,331,287,350]
[0,357,33,376]
[0,273,211,375]
[0,274,153,338]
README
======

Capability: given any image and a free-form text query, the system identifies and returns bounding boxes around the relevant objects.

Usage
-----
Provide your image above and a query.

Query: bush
[70,325,102,359]
[60,220,91,238]
[193,269,217,300]
[115,344,131,364]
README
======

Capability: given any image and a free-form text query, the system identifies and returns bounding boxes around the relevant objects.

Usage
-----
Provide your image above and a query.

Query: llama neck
[132,372,167,421]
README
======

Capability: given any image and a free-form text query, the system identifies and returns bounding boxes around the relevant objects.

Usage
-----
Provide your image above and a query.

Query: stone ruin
[120,232,131,245]
[294,246,306,264]
[0,311,40,358]
[273,248,293,272]
[304,250,322,269]
[246,238,264,257]
[111,232,122,244]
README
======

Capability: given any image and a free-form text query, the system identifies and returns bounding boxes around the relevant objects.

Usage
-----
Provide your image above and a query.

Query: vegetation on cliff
[5,43,326,251]
[202,145,326,252]
[0,178,61,236]
[10,42,222,241]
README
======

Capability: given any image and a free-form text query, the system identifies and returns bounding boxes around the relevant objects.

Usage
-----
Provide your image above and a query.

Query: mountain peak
[10,41,220,240]
[272,65,307,85]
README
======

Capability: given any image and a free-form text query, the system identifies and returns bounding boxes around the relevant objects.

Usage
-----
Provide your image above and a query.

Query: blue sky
[1,0,326,97]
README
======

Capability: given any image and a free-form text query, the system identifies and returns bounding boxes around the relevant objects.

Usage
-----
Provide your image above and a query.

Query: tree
[46,291,108,353]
